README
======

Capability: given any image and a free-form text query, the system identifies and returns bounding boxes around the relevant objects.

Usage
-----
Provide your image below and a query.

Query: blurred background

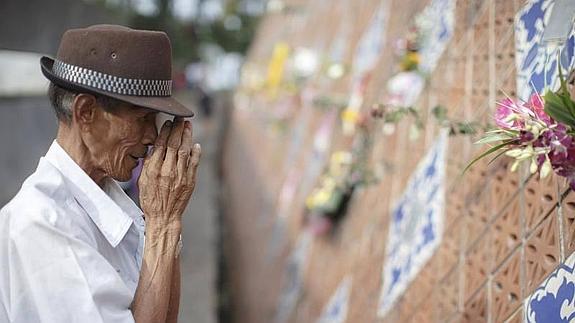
[0,0,263,322]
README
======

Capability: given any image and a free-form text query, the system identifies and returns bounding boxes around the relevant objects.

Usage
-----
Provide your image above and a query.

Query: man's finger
[187,143,201,185]
[181,121,194,152]
[147,120,172,165]
[167,117,185,151]
[162,118,185,176]
[176,122,193,180]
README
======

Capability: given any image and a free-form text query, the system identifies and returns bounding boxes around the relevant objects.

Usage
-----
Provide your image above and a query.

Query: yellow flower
[266,42,290,96]
[314,189,331,206]
[332,151,352,165]
[400,52,420,71]
[341,109,359,124]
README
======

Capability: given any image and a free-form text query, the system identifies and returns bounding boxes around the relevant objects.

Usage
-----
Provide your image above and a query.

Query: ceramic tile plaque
[385,0,455,108]
[515,0,575,101]
[417,0,456,75]
[525,251,575,322]
[342,1,389,135]
[351,1,388,79]
[378,131,448,317]
[316,276,352,323]
[274,232,312,323]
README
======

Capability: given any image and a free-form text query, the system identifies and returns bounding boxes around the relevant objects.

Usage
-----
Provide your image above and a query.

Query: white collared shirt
[0,141,145,323]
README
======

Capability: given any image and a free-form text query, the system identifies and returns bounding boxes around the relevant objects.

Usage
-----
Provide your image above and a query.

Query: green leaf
[455,122,478,135]
[553,62,575,120]
[483,129,518,137]
[559,92,575,118]
[432,105,448,122]
[463,139,517,174]
[474,133,513,145]
[487,147,509,166]
[544,91,575,128]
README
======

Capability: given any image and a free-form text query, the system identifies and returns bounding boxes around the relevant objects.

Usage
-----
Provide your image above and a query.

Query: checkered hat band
[53,60,172,96]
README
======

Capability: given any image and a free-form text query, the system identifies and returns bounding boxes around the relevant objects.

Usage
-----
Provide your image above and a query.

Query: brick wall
[222,0,574,322]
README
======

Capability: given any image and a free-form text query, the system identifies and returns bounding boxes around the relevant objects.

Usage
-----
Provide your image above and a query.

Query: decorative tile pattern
[494,0,518,44]
[561,191,575,258]
[404,268,436,311]
[515,0,575,101]
[525,250,575,323]
[525,213,560,295]
[490,161,521,217]
[524,174,558,234]
[274,232,312,323]
[467,0,487,27]
[492,248,522,323]
[437,218,462,277]
[378,131,448,316]
[316,276,352,323]
[465,231,491,302]
[494,1,518,95]
[351,1,389,78]
[412,291,439,323]
[437,267,460,321]
[446,181,466,226]
[465,191,491,249]
[472,7,491,95]
[462,285,487,323]
[496,64,519,99]
[491,197,521,272]
[507,307,524,323]
[417,0,457,74]
[398,295,416,322]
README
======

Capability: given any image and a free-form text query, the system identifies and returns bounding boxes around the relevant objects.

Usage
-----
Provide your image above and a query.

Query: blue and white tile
[274,232,312,323]
[378,130,448,317]
[515,0,575,101]
[351,1,389,79]
[416,0,456,74]
[316,276,352,323]
[525,251,575,323]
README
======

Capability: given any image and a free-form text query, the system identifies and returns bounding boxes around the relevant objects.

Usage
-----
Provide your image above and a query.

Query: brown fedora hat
[41,24,194,117]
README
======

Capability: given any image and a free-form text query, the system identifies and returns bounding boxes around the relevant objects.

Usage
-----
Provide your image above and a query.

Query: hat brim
[40,56,194,117]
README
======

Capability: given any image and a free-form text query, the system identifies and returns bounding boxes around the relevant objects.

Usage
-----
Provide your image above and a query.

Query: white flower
[540,156,552,179]
[530,157,538,174]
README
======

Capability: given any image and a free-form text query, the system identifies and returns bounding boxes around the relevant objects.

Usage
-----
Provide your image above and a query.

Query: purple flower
[490,92,575,188]
[519,130,535,143]
[543,126,575,187]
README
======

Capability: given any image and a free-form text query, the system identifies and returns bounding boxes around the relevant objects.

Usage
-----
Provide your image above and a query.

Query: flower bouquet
[305,121,377,236]
[467,67,575,189]
[305,151,355,236]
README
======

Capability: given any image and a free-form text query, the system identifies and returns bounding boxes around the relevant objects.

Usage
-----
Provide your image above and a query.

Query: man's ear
[72,94,98,129]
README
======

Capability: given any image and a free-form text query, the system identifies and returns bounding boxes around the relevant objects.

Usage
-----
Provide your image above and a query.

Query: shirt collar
[44,140,143,247]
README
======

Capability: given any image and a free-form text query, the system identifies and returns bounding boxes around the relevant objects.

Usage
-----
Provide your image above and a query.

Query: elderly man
[0,25,200,322]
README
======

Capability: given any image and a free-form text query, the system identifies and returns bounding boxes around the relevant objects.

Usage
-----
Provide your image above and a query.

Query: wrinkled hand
[139,118,201,231]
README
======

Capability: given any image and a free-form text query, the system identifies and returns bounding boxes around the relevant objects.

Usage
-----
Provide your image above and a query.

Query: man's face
[89,101,158,182]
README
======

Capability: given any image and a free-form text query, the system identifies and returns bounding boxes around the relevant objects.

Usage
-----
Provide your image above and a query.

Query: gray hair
[48,83,122,124]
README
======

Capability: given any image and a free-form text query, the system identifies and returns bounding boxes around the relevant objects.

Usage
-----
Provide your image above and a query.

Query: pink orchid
[526,93,552,125]
[494,98,525,130]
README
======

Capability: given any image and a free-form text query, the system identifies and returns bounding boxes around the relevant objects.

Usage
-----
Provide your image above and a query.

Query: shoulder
[0,159,94,243]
